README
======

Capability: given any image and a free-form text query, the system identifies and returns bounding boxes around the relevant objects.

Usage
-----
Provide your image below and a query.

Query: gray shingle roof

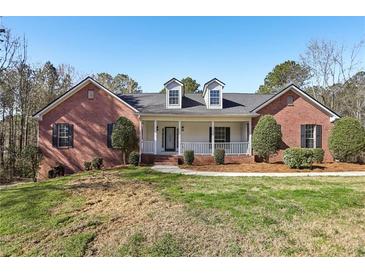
[118,93,273,115]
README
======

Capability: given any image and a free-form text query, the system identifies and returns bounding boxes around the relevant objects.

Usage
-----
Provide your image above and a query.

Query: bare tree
[0,28,19,75]
[301,40,364,109]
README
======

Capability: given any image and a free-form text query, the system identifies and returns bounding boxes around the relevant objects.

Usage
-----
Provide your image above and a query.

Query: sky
[3,16,365,93]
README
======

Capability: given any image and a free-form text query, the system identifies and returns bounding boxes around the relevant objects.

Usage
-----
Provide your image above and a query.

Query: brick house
[33,77,340,178]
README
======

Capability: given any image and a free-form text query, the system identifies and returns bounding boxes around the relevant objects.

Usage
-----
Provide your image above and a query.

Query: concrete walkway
[151,165,365,177]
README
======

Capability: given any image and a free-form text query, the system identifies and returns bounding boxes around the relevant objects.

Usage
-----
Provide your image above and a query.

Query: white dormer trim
[202,78,225,97]
[203,78,225,110]
[164,78,184,109]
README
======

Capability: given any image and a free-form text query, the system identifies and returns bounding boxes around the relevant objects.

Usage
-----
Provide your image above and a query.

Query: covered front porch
[139,117,253,156]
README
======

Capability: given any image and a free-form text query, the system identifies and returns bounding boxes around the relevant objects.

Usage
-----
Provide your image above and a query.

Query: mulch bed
[182,162,365,173]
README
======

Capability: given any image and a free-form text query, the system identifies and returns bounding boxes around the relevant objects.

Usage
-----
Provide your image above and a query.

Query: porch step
[153,155,180,165]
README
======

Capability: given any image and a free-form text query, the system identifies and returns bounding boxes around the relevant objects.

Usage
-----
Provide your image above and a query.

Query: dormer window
[169,90,179,105]
[164,78,184,109]
[203,78,225,109]
[210,90,220,105]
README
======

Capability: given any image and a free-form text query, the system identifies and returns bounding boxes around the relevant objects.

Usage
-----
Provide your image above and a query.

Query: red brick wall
[253,89,334,163]
[38,82,139,179]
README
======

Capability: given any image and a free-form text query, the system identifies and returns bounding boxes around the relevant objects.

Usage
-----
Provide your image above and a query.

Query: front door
[165,127,176,151]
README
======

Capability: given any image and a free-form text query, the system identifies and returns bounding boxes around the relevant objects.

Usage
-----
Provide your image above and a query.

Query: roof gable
[251,84,340,121]
[164,78,184,87]
[203,78,225,96]
[32,77,139,119]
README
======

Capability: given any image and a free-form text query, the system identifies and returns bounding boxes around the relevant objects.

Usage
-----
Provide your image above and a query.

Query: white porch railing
[181,142,211,155]
[141,141,250,155]
[142,141,154,154]
[180,142,250,155]
[214,142,249,155]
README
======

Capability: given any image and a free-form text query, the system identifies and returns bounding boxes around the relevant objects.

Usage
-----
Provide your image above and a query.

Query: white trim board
[32,77,139,120]
[251,84,340,122]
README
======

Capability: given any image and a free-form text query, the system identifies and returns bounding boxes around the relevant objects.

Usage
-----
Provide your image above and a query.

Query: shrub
[283,148,315,169]
[112,117,139,164]
[54,164,65,176]
[329,117,365,162]
[311,148,324,163]
[129,151,139,166]
[48,169,56,179]
[184,150,194,165]
[22,145,43,182]
[91,157,103,170]
[214,148,225,165]
[48,164,65,178]
[84,161,92,171]
[252,115,282,162]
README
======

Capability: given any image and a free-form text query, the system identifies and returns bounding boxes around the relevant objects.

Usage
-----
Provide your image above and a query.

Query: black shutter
[107,123,114,148]
[68,124,74,147]
[316,125,322,148]
[52,124,58,147]
[209,127,212,143]
[225,127,230,142]
[300,125,306,148]
[162,128,165,148]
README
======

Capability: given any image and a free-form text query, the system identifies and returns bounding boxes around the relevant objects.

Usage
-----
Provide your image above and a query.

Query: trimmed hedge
[312,148,324,163]
[129,151,140,166]
[252,115,282,162]
[329,117,365,162]
[214,149,225,165]
[91,157,103,170]
[184,150,194,165]
[283,148,320,169]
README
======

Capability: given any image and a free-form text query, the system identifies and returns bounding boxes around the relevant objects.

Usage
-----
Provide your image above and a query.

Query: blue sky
[4,16,365,92]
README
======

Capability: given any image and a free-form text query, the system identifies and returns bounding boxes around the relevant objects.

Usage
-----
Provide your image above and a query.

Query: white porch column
[211,121,215,155]
[139,120,143,162]
[154,120,157,155]
[248,119,252,155]
[178,121,182,155]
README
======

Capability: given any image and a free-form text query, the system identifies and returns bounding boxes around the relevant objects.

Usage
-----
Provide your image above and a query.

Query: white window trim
[210,90,220,106]
[304,124,316,148]
[58,124,70,148]
[168,90,180,106]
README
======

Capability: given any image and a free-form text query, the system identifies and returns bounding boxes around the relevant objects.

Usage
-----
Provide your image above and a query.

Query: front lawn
[1,167,364,256]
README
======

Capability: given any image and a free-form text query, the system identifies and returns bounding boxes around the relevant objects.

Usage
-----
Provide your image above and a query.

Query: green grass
[1,167,365,256]
[120,168,365,232]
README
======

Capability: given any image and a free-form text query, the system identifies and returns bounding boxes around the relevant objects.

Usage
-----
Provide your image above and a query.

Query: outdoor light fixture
[182,126,184,132]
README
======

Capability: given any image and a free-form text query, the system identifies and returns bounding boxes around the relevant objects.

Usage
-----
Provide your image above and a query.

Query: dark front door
[165,127,176,151]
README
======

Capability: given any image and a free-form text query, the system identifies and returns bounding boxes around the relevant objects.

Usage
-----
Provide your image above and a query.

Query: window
[210,90,220,105]
[287,95,294,105]
[304,125,315,148]
[169,90,179,105]
[88,90,94,100]
[209,127,230,143]
[107,123,116,148]
[52,123,73,148]
[215,127,226,143]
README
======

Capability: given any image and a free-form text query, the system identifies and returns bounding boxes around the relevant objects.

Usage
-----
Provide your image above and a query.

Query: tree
[329,117,365,162]
[181,77,200,93]
[22,144,43,182]
[111,117,139,164]
[160,77,200,93]
[252,115,282,162]
[336,71,365,125]
[94,72,142,94]
[301,39,364,110]
[257,61,310,94]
